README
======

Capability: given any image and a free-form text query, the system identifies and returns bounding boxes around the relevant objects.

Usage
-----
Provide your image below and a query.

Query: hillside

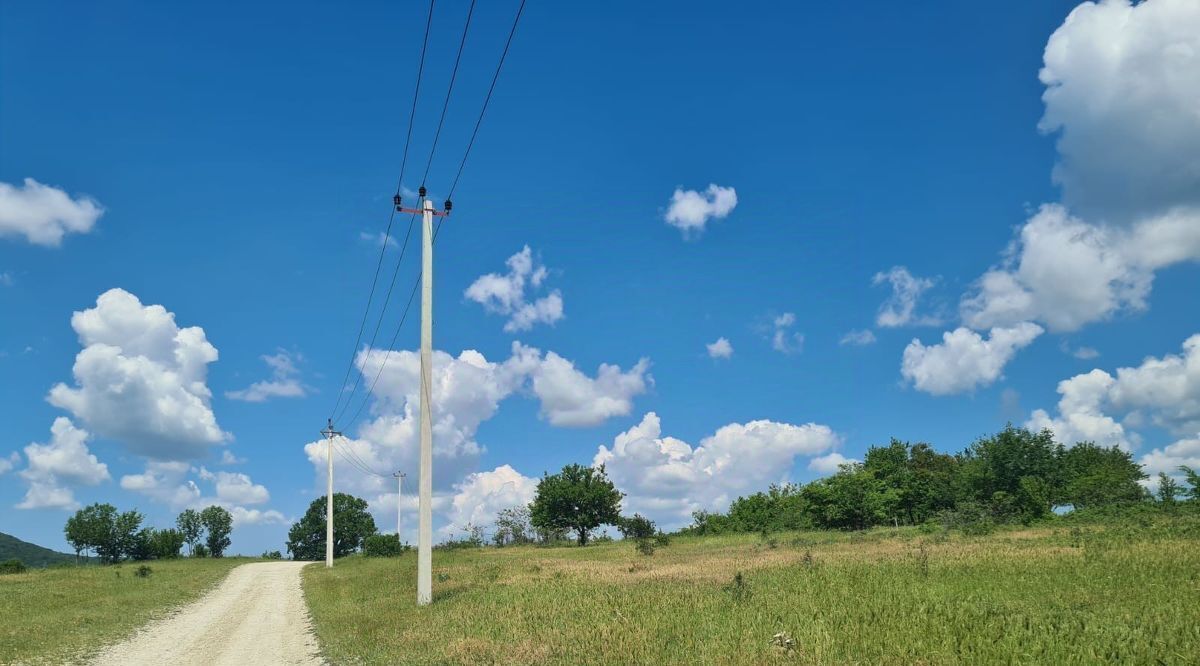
[0,532,81,567]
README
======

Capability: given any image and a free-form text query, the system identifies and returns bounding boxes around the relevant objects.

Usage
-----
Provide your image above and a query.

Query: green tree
[150,528,185,559]
[803,463,899,530]
[64,502,118,563]
[960,426,1057,521]
[1157,473,1180,505]
[200,506,234,557]
[530,464,623,546]
[493,505,533,546]
[286,494,377,560]
[113,510,144,562]
[176,509,203,556]
[1056,442,1146,509]
[864,440,959,525]
[1179,466,1200,502]
[617,514,656,540]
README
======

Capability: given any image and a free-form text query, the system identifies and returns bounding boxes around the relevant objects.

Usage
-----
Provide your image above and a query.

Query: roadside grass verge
[0,557,249,664]
[304,524,1200,664]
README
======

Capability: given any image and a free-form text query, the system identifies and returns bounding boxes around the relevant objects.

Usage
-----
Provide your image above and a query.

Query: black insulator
[393,194,402,210]
[444,200,453,213]
[418,185,427,198]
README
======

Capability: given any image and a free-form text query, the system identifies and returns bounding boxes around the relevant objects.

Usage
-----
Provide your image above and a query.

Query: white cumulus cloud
[0,178,103,247]
[442,464,538,537]
[47,289,229,459]
[664,184,737,237]
[808,452,859,475]
[706,337,733,359]
[304,342,650,506]
[594,412,839,527]
[465,245,564,332]
[901,323,1043,396]
[961,0,1200,334]
[16,417,110,510]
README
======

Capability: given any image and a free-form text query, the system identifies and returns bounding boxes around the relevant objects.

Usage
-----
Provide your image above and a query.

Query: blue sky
[3,0,1199,555]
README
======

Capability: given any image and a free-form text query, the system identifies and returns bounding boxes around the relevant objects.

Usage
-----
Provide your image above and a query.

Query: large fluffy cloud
[961,205,1155,332]
[593,412,840,527]
[1040,0,1200,223]
[1029,334,1200,450]
[304,342,649,511]
[663,184,737,237]
[0,178,103,247]
[16,418,110,510]
[961,0,1200,334]
[528,350,650,427]
[47,289,229,459]
[901,323,1043,396]
[464,246,564,332]
[441,465,538,537]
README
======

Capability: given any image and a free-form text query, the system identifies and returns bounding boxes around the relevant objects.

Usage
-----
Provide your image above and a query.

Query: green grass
[304,521,1200,664]
[0,557,249,664]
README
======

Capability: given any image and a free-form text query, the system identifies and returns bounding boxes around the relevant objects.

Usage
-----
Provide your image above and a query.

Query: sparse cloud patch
[664,184,737,238]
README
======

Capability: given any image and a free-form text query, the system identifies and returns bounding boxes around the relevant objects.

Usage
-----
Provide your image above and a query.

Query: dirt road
[89,561,323,666]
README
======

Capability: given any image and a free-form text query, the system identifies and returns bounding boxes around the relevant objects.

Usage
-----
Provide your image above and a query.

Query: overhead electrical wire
[447,0,526,200]
[328,0,438,422]
[332,0,527,434]
[334,0,477,427]
[421,0,477,187]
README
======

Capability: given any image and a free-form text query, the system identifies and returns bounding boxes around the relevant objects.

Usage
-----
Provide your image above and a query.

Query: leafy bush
[134,565,153,578]
[636,539,655,556]
[0,559,28,575]
[192,543,209,558]
[261,550,283,560]
[618,514,656,540]
[363,534,408,557]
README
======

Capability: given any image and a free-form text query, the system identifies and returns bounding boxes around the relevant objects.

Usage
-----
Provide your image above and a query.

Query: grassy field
[304,520,1200,665]
[0,557,248,664]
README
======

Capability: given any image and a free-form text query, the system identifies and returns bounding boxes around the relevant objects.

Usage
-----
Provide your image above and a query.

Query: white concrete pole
[417,197,434,605]
[395,472,405,540]
[326,434,334,568]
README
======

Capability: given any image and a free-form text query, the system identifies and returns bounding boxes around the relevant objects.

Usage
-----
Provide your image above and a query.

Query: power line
[332,213,418,425]
[421,0,477,188]
[447,0,527,200]
[339,219,447,436]
[335,0,526,434]
[328,0,437,421]
[333,437,392,478]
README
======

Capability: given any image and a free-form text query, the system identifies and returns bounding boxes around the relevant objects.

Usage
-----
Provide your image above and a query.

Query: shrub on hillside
[0,559,27,575]
[363,534,408,557]
[261,550,283,560]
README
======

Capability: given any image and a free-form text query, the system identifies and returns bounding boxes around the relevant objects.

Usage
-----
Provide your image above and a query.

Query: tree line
[687,426,1200,535]
[63,503,234,563]
[286,426,1200,559]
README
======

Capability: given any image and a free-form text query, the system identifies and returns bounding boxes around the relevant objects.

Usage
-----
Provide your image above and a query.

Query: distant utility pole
[396,187,450,605]
[320,419,341,569]
[394,471,406,541]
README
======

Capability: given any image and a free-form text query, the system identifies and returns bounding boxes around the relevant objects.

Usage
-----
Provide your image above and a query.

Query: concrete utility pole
[320,419,340,569]
[394,471,406,541]
[396,188,450,605]
[417,196,434,606]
